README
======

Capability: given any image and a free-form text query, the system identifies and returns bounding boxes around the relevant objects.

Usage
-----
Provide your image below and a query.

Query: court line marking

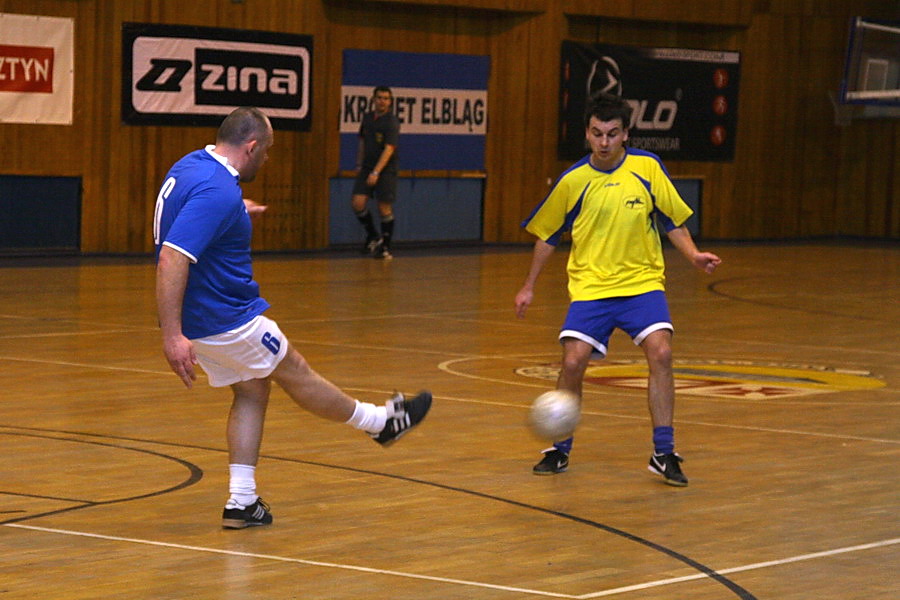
[576,538,900,598]
[2,523,575,599]
[0,355,170,376]
[436,358,900,409]
[2,306,896,358]
[0,328,144,340]
[0,354,894,445]
[6,523,896,598]
[377,387,900,446]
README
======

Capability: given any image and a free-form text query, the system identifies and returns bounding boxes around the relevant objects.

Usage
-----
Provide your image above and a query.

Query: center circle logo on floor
[514,359,884,400]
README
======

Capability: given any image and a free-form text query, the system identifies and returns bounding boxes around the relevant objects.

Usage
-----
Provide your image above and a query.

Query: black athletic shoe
[372,239,393,260]
[362,237,382,255]
[533,448,569,475]
[648,452,689,487]
[370,391,432,446]
[222,497,273,529]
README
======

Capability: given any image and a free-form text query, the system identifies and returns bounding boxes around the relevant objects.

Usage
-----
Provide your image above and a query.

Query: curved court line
[0,430,203,525]
[688,335,897,358]
[707,277,892,323]
[0,343,895,445]
[422,372,900,446]
[419,389,900,445]
[0,425,756,600]
[437,357,899,409]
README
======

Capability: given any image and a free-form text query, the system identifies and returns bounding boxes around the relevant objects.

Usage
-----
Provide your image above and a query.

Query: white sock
[228,464,258,507]
[345,400,387,434]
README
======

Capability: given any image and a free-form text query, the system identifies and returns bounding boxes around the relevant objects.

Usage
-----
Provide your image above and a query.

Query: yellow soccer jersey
[523,149,693,301]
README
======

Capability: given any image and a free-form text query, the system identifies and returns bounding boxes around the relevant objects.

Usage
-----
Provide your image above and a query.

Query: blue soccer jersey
[154,146,269,339]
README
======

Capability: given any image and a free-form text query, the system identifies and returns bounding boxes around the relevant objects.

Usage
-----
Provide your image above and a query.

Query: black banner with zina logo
[122,23,312,130]
[559,41,740,162]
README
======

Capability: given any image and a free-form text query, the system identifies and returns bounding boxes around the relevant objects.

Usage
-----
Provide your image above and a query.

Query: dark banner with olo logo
[122,23,312,130]
[559,41,740,162]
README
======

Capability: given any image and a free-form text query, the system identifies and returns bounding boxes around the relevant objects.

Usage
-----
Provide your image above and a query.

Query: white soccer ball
[529,390,580,441]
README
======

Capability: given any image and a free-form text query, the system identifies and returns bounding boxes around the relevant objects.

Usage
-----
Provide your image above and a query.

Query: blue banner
[340,49,490,171]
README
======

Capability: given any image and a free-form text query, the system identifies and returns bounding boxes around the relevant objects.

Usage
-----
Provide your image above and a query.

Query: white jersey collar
[205,145,240,178]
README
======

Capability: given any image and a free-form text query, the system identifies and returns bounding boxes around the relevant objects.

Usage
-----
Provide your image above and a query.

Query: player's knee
[560,353,589,379]
[645,343,672,369]
[273,348,312,381]
[351,195,368,211]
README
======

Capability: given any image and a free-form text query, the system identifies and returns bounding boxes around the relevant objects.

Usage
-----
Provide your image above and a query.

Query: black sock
[380,216,394,249]
[355,208,379,240]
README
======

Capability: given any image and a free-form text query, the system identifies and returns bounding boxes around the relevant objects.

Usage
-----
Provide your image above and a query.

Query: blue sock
[653,426,674,455]
[553,436,574,455]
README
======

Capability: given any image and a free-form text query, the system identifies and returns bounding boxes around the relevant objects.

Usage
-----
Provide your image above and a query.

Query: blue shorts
[559,291,673,358]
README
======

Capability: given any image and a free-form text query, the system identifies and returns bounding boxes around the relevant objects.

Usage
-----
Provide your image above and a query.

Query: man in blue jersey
[515,93,721,486]
[155,107,431,528]
[351,86,400,259]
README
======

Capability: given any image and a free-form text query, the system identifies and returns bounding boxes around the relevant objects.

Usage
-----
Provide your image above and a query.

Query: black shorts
[352,169,397,204]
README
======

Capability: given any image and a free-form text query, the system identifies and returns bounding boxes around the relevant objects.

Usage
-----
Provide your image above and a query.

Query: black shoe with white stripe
[370,391,432,446]
[222,497,273,529]
[648,452,689,487]
[362,236,382,255]
[532,448,569,475]
[372,239,393,260]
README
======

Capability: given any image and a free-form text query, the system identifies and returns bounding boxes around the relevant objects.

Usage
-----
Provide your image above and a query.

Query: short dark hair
[583,92,632,129]
[373,85,393,98]
[216,107,271,146]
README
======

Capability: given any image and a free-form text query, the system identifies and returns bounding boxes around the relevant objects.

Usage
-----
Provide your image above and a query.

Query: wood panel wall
[1,0,897,253]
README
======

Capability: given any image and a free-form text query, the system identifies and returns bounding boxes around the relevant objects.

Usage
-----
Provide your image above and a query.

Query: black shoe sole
[648,465,689,487]
[222,518,272,529]
[533,466,567,475]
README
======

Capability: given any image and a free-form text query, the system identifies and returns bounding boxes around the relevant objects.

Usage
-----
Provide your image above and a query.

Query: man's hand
[693,252,722,274]
[515,287,534,319]
[515,239,556,319]
[163,334,197,388]
[243,198,268,219]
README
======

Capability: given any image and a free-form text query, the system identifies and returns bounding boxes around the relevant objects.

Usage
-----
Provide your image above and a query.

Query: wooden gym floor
[0,242,897,599]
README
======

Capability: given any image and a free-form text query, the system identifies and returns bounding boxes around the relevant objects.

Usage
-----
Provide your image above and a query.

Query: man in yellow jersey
[515,92,721,486]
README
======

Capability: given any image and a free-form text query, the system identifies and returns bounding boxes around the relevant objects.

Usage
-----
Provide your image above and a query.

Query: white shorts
[192,315,289,387]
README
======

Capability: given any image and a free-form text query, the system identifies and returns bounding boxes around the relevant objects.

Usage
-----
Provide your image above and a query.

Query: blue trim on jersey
[521,155,594,228]
[627,147,671,177]
[632,171,651,192]
[656,210,677,232]
[546,183,588,246]
[630,170,677,233]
